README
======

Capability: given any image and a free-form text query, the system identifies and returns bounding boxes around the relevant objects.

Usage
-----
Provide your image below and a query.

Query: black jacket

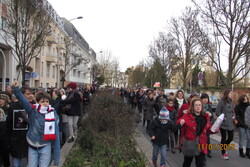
[6,102,28,158]
[149,117,181,146]
[61,90,82,116]
[235,102,249,128]
[51,97,63,129]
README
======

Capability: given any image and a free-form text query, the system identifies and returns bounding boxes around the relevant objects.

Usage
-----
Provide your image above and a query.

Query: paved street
[137,119,250,167]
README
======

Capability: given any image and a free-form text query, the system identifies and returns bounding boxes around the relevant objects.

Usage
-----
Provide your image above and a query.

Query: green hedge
[63,92,146,167]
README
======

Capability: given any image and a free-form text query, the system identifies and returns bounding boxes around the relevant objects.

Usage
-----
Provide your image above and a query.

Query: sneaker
[171,149,176,154]
[221,153,229,160]
[152,160,157,167]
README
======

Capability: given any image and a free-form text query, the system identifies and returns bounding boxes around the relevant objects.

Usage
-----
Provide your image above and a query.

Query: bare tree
[97,50,120,87]
[148,32,179,88]
[192,0,250,88]
[111,59,120,87]
[167,7,204,89]
[3,0,52,86]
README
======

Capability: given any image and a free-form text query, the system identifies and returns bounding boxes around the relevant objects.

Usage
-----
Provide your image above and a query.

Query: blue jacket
[13,86,60,165]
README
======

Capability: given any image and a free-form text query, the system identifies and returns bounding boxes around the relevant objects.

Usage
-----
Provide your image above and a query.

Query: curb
[133,128,152,167]
[49,138,76,167]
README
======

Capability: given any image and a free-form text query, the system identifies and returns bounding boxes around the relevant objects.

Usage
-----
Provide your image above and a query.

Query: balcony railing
[47,33,58,44]
[46,53,57,62]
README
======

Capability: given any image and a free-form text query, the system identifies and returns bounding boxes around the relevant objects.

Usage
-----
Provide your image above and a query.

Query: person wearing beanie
[61,82,82,143]
[67,82,77,90]
[149,107,185,167]
[0,92,10,167]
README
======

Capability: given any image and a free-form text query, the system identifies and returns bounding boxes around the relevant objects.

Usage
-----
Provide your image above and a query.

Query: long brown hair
[190,98,205,116]
[238,94,249,104]
[221,89,232,101]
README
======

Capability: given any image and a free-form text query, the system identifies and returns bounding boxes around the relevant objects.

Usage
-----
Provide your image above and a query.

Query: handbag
[182,136,200,157]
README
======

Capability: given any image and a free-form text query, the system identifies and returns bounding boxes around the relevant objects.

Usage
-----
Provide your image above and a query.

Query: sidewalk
[134,127,153,167]
[134,124,173,167]
[49,137,77,167]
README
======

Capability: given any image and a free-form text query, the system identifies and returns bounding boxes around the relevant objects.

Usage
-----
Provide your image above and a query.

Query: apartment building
[0,0,96,90]
[28,0,68,88]
[63,17,96,87]
[0,0,13,91]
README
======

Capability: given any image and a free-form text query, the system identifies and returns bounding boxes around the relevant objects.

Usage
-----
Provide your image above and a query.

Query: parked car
[209,95,219,112]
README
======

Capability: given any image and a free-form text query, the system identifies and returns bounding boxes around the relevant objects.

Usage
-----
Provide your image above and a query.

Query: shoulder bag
[182,136,200,157]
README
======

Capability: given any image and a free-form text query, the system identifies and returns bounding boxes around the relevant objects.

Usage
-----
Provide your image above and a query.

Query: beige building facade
[0,0,96,90]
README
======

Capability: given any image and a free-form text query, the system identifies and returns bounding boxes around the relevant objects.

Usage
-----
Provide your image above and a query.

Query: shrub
[62,92,146,167]
[81,92,136,138]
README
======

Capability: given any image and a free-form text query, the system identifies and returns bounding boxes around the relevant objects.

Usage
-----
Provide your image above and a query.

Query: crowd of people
[119,87,250,167]
[1,83,250,167]
[0,82,94,167]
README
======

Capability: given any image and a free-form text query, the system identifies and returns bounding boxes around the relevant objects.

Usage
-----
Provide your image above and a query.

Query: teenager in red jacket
[177,93,199,120]
[177,98,218,167]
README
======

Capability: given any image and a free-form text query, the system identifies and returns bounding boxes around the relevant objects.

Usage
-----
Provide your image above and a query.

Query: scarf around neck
[177,98,184,109]
[166,105,174,112]
[32,104,56,141]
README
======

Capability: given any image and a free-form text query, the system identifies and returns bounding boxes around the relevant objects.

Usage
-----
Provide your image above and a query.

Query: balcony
[56,42,65,50]
[47,33,58,44]
[46,53,57,62]
[57,57,64,66]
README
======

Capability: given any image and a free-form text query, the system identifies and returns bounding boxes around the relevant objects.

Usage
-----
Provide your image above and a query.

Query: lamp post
[68,16,83,22]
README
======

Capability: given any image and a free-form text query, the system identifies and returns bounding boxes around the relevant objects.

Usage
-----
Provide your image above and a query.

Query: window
[0,17,6,30]
[46,63,50,77]
[73,69,76,77]
[78,71,81,78]
[52,66,55,78]
[41,62,44,76]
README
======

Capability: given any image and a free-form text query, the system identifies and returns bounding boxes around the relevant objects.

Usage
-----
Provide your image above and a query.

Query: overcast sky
[48,0,193,72]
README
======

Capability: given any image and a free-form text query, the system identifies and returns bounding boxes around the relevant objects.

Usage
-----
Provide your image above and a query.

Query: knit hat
[0,92,10,103]
[159,107,170,120]
[67,82,77,89]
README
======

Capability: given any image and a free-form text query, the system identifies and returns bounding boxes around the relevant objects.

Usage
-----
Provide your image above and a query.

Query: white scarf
[33,104,56,141]
[177,98,184,109]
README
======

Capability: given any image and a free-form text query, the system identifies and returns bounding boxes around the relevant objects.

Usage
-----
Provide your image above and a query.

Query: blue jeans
[12,157,22,167]
[27,143,51,167]
[152,144,167,166]
[239,127,250,148]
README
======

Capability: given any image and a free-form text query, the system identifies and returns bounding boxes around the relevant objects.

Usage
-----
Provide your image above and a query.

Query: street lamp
[68,16,83,22]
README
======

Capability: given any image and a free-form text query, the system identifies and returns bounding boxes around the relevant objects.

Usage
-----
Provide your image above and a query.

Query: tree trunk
[22,68,26,87]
